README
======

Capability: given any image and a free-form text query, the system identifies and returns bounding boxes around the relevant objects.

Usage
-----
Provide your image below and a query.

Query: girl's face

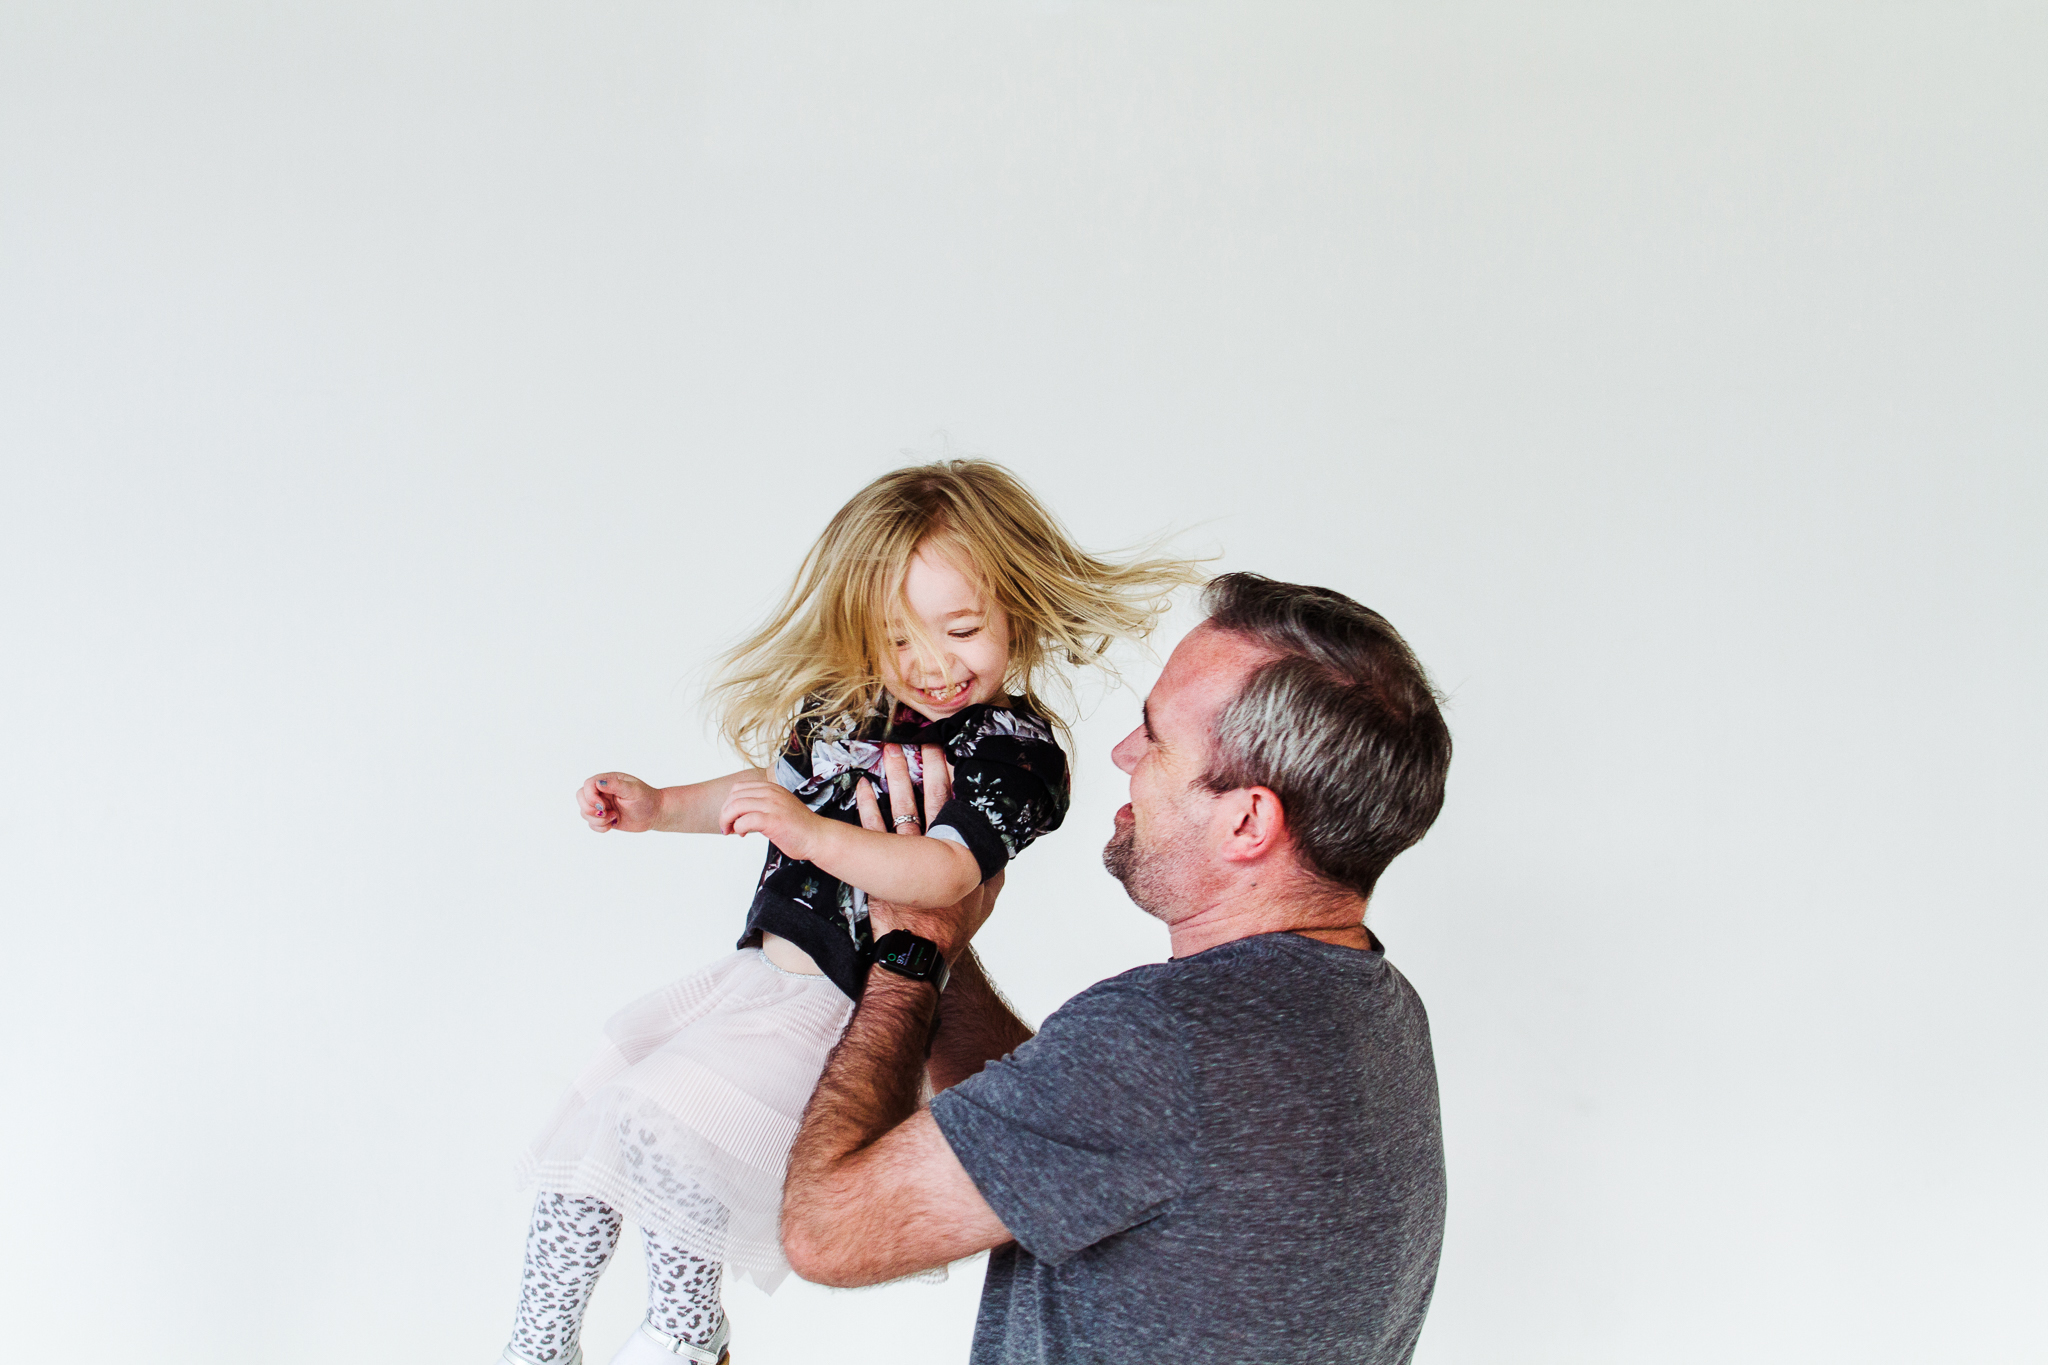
[881,546,1012,722]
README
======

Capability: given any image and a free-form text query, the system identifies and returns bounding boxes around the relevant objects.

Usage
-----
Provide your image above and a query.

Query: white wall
[3,3,2042,1361]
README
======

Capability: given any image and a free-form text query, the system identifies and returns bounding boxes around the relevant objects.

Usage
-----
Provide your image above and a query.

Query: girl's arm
[580,768,763,833]
[719,751,983,909]
[805,819,983,909]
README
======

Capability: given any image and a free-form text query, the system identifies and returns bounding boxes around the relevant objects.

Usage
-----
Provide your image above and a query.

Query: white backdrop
[3,3,2043,1362]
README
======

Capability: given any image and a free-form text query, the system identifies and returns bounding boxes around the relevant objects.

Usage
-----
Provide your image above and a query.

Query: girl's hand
[721,780,829,859]
[579,772,662,832]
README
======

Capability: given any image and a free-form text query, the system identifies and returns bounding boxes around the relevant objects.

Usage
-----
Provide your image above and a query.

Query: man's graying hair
[1199,573,1451,902]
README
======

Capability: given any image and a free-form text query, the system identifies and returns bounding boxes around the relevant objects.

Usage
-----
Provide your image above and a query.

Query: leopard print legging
[507,1192,726,1362]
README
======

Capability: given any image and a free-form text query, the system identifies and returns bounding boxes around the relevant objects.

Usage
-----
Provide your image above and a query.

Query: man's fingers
[921,743,952,813]
[882,744,919,834]
[854,777,888,834]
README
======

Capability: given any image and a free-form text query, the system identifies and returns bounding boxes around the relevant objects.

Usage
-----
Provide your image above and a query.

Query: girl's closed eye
[875,551,1017,722]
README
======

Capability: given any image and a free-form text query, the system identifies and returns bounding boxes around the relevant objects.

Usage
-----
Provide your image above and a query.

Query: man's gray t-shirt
[929,932,1445,1365]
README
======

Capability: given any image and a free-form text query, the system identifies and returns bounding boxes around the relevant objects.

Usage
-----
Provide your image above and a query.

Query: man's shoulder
[1031,963,1185,1044]
[1029,933,1421,1066]
[1086,933,1421,1036]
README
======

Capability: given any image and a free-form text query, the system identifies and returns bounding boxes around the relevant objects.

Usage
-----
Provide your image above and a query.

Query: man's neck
[1164,883,1375,959]
[1289,924,1379,952]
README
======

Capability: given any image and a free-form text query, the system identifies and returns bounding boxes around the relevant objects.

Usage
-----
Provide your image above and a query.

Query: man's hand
[577,772,662,832]
[720,780,831,859]
[853,744,1002,960]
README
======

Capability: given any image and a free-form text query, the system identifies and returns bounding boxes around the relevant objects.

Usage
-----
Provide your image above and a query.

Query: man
[782,573,1452,1364]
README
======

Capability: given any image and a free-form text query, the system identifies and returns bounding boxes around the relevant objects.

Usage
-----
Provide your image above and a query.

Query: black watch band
[869,929,951,994]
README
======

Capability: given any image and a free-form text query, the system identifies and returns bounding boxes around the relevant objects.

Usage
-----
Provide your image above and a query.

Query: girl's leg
[641,1225,726,1351]
[505,1192,625,1365]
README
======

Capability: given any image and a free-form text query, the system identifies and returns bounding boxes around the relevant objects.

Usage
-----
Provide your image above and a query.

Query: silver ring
[892,814,919,827]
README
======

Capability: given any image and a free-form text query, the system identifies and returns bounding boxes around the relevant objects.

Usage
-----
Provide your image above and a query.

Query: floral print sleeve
[928,704,1071,882]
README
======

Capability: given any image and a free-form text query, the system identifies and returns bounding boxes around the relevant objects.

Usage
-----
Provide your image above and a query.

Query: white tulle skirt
[516,948,853,1291]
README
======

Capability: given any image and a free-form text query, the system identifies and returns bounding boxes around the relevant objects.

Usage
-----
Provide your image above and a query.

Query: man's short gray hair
[1200,573,1451,901]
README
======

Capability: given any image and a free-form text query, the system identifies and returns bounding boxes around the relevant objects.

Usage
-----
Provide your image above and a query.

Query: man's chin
[1105,826,1172,921]
[1101,825,1136,889]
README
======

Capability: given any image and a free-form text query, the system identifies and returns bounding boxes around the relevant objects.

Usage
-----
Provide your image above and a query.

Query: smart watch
[869,929,951,994]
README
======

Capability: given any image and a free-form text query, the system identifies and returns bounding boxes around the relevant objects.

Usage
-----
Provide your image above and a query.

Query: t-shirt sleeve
[928,979,1195,1265]
[928,718,1070,881]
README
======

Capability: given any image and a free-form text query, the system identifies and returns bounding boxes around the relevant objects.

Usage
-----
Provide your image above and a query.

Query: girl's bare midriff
[761,932,825,975]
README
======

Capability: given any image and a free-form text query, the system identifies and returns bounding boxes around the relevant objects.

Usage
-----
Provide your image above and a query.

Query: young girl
[500,460,1199,1365]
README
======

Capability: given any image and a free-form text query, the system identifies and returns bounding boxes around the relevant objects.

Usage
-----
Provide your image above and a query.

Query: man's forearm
[800,968,936,1157]
[782,968,939,1277]
[929,948,1034,1093]
[782,856,1018,1287]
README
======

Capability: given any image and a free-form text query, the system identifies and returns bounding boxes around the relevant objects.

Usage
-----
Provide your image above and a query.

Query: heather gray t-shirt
[929,931,1445,1365]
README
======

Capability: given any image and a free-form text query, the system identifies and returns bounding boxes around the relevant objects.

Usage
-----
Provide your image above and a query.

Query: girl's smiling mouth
[915,678,973,706]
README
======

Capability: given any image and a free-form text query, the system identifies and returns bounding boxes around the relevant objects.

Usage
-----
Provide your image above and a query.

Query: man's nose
[1110,725,1143,774]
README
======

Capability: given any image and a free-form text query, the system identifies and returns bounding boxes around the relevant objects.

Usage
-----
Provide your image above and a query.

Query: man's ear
[1217,785,1289,864]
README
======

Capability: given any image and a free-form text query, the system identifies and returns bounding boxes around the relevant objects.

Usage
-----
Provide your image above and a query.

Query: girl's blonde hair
[709,459,1206,762]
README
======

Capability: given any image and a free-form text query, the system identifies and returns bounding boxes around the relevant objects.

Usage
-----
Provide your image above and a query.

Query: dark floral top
[738,696,1071,1000]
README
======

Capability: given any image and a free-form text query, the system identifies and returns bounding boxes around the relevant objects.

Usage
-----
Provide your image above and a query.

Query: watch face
[876,931,939,978]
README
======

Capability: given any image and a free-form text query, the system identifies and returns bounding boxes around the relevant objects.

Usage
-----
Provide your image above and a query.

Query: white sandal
[611,1318,730,1365]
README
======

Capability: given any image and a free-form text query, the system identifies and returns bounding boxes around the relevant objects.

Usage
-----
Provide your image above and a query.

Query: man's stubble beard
[1103,815,1192,921]
[1102,820,1137,889]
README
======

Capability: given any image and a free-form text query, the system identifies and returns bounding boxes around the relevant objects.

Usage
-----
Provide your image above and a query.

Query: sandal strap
[638,1317,731,1365]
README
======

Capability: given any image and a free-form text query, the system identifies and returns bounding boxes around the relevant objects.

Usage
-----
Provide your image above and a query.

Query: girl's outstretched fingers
[579,771,664,831]
[576,774,616,831]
